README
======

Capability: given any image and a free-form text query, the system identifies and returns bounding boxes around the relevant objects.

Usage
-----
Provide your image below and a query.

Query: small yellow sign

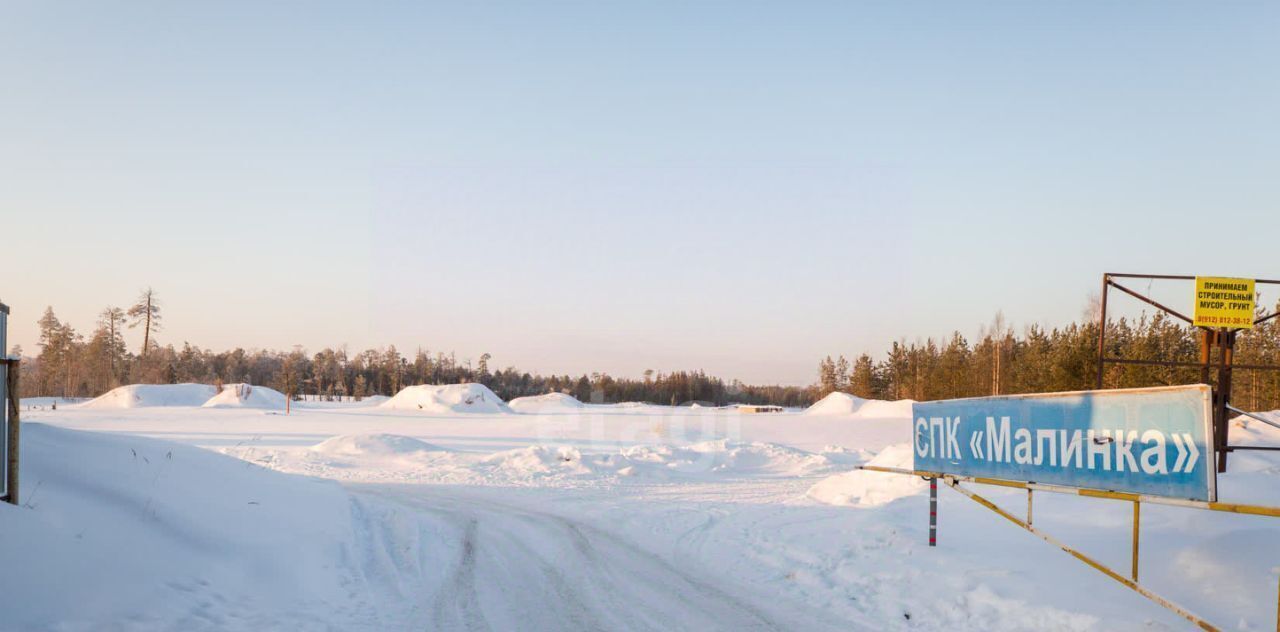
[1193,276,1256,329]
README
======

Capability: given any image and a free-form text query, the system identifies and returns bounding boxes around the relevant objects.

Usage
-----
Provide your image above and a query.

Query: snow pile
[81,383,218,409]
[482,445,595,478]
[509,392,586,413]
[201,383,287,409]
[805,392,865,415]
[0,424,435,629]
[806,442,925,507]
[311,433,446,457]
[804,392,913,418]
[471,440,846,482]
[234,437,848,486]
[854,399,914,418]
[619,440,838,478]
[381,383,511,414]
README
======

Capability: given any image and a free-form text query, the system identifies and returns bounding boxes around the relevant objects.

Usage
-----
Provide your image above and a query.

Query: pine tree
[850,354,877,398]
[36,307,81,397]
[478,352,492,384]
[127,288,162,357]
[818,356,838,395]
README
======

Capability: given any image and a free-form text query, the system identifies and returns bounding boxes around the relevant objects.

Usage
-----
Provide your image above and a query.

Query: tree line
[818,306,1280,412]
[20,291,1280,411]
[19,291,816,406]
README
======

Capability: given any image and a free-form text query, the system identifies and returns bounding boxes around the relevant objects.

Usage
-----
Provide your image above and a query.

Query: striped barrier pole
[929,477,937,547]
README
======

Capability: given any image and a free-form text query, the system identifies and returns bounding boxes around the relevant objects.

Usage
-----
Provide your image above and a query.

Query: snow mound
[1,424,397,630]
[805,392,867,415]
[202,383,287,409]
[311,433,446,456]
[509,392,586,413]
[473,440,837,482]
[381,383,511,414]
[483,445,594,477]
[81,383,218,409]
[621,440,837,478]
[804,392,913,418]
[856,399,914,418]
[806,442,925,507]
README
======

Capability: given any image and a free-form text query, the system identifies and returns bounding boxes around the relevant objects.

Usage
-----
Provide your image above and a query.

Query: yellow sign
[1193,277,1255,329]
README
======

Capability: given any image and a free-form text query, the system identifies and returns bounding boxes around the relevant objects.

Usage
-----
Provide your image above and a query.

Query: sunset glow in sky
[3,1,1277,384]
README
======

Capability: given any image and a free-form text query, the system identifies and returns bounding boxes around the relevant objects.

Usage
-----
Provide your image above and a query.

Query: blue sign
[913,385,1216,501]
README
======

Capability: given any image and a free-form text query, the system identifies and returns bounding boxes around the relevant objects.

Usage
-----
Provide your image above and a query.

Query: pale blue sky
[2,2,1277,385]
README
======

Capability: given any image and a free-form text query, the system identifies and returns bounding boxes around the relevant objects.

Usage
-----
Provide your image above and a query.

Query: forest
[18,291,1280,411]
[818,308,1280,411]
[19,293,812,406]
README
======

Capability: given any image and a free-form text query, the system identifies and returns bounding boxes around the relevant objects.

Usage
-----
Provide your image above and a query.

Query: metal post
[1027,488,1034,526]
[1216,331,1236,473]
[4,360,19,506]
[1131,500,1140,581]
[929,477,938,547]
[1096,275,1110,389]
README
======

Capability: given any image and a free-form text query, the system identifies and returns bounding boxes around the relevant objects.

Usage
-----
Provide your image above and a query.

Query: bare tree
[127,288,162,357]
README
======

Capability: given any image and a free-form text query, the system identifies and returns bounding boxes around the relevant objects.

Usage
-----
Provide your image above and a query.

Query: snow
[380,383,512,414]
[312,433,447,457]
[806,443,926,507]
[0,423,430,630]
[804,391,914,418]
[10,394,1280,630]
[81,383,219,409]
[508,392,585,413]
[17,396,88,409]
[805,391,866,414]
[202,383,288,409]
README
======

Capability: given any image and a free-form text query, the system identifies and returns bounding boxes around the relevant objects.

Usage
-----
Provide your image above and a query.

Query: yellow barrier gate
[859,465,1280,632]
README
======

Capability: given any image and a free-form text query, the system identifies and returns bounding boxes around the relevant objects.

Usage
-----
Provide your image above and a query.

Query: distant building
[739,405,784,414]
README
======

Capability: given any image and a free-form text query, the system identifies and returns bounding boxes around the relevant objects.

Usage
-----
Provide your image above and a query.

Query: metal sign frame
[1095,273,1280,472]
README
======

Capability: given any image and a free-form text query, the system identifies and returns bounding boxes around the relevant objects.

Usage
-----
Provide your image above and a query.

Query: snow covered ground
[5,386,1280,631]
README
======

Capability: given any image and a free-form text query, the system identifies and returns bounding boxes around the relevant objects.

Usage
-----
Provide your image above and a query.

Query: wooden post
[4,360,19,506]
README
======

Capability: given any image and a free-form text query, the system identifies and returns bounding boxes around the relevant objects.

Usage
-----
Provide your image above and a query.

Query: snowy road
[17,398,1280,630]
[359,484,856,632]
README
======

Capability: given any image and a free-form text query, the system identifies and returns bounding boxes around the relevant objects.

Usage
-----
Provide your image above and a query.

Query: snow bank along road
[8,390,1280,630]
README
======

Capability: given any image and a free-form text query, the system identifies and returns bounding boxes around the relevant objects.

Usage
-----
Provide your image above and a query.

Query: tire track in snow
[356,485,842,632]
[431,518,490,631]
